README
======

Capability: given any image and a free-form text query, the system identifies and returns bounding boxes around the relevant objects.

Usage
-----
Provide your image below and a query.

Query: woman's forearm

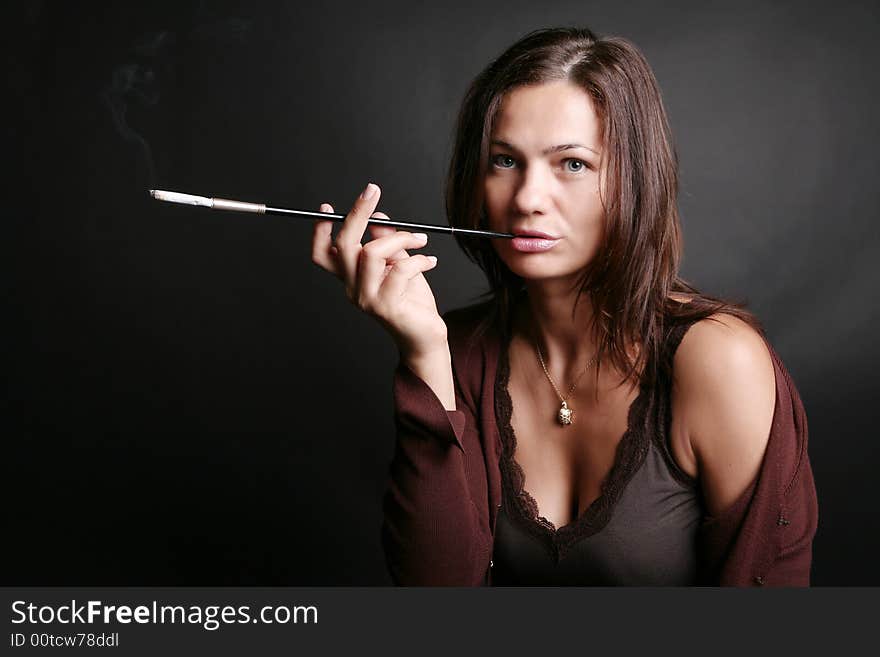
[401,344,457,411]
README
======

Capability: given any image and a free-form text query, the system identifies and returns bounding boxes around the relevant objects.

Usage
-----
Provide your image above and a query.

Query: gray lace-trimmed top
[490,320,704,586]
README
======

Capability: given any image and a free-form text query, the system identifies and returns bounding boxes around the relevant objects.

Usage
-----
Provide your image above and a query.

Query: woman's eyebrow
[491,139,600,155]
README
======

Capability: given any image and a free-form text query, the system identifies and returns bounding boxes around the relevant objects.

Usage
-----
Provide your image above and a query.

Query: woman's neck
[516,279,600,373]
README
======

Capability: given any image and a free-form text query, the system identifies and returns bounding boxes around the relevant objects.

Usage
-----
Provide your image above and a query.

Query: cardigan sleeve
[380,354,492,586]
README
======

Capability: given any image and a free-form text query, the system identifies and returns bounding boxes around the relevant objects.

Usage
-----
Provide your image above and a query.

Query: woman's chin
[496,252,587,283]
[504,259,572,282]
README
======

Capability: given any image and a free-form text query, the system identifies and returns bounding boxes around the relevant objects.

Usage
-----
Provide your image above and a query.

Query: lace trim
[494,332,652,563]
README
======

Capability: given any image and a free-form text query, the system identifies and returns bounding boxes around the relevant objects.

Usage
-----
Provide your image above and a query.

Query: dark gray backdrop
[6,0,879,585]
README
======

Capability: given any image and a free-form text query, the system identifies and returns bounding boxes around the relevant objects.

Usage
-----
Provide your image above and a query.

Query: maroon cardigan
[381,302,818,586]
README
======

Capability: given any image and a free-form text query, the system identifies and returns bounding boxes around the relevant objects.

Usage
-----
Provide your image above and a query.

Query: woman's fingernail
[361,183,378,200]
[412,233,428,242]
[427,256,438,264]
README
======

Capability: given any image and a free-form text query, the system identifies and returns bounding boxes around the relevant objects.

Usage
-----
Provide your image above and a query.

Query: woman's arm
[381,326,492,586]
[673,314,776,517]
[673,313,817,585]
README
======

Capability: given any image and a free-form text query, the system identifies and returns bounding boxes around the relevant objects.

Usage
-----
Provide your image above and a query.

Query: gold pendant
[557,400,573,426]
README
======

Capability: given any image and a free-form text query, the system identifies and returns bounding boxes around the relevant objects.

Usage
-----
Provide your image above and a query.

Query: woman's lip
[513,231,559,239]
[510,236,560,253]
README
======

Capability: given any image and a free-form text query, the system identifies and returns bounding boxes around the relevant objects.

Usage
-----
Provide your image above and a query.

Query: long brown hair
[445,26,761,388]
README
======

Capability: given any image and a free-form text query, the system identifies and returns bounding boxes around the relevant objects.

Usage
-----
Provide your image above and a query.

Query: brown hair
[445,26,762,388]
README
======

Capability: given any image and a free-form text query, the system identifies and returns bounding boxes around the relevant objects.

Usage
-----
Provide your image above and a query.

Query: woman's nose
[512,166,551,216]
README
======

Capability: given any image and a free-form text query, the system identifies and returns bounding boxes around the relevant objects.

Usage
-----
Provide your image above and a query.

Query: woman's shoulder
[672,310,775,410]
[664,294,766,362]
[674,312,771,379]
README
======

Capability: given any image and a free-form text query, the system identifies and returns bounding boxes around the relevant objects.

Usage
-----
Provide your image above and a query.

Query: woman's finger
[378,254,438,305]
[335,183,381,287]
[311,203,341,278]
[358,231,428,301]
[368,212,409,262]
[367,214,396,241]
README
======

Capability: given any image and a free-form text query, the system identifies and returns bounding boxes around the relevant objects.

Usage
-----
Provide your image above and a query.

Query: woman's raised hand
[311,183,449,360]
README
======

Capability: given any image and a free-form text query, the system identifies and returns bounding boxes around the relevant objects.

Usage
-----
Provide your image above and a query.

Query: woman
[311,27,817,586]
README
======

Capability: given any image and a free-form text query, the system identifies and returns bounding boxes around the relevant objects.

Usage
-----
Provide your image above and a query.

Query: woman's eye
[492,154,516,169]
[563,158,588,173]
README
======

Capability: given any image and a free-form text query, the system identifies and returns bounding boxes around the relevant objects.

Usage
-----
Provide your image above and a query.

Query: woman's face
[484,80,606,285]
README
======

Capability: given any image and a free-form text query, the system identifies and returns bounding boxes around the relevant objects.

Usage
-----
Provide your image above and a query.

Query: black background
[6,0,879,584]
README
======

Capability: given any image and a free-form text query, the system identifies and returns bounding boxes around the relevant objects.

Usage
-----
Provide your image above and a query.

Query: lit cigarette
[148,189,514,239]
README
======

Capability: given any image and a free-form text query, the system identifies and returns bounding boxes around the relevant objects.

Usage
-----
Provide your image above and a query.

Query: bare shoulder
[672,313,777,517]
[674,313,773,382]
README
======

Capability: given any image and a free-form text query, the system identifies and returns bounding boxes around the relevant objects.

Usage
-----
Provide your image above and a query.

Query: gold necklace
[534,341,598,426]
